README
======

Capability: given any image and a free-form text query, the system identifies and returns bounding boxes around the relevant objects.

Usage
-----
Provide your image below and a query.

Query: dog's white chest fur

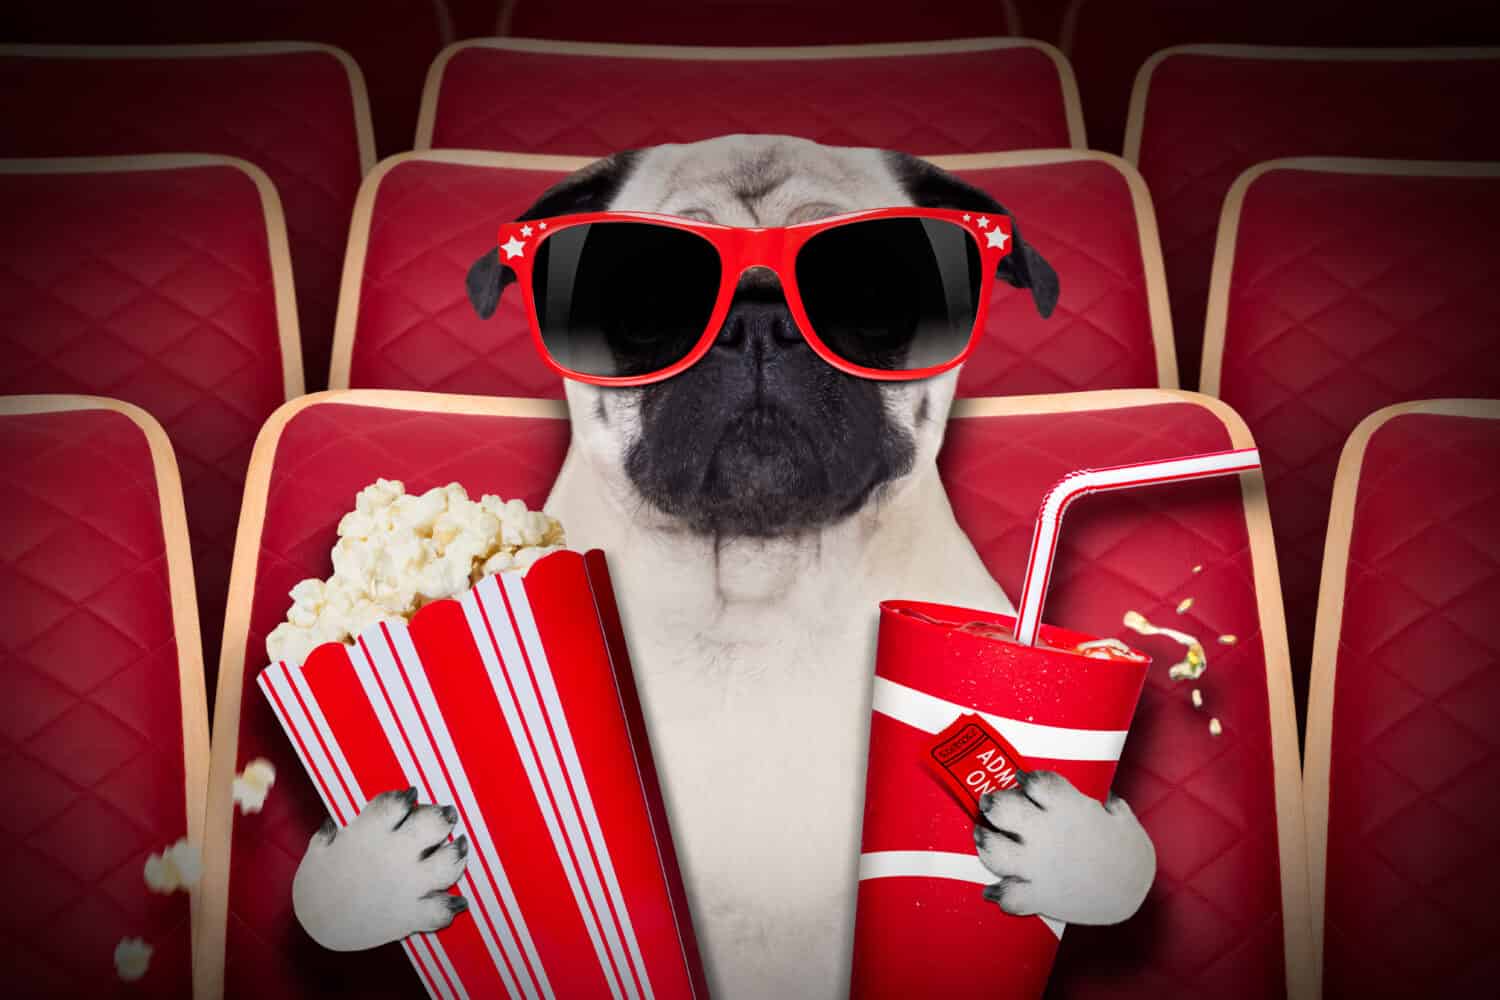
[549,454,1010,998]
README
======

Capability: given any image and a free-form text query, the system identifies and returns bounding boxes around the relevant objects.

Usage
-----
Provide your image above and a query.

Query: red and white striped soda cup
[850,448,1260,998]
[259,549,707,1000]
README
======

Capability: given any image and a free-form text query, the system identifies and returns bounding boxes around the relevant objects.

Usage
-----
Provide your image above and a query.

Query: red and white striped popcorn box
[257,549,708,1000]
[851,600,1150,999]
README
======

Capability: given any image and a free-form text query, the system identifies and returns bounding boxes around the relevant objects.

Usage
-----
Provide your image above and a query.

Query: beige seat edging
[194,389,569,1000]
[1122,44,1500,166]
[493,0,1026,37]
[330,148,1172,390]
[414,36,1085,151]
[1300,397,1500,995]
[0,392,211,990]
[1,154,305,401]
[0,43,378,175]
[1200,157,1500,398]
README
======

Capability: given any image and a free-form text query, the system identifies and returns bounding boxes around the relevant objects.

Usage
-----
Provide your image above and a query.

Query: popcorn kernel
[1218,634,1238,646]
[1208,717,1223,737]
[1191,689,1203,709]
[1176,598,1194,614]
[114,938,152,982]
[233,758,277,815]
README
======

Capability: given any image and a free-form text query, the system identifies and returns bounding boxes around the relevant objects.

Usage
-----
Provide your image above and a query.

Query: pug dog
[292,135,1155,997]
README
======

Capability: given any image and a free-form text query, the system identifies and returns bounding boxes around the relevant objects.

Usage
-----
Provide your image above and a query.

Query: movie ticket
[924,713,1030,816]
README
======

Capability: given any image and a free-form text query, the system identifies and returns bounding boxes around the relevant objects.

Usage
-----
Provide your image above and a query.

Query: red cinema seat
[198,391,573,999]
[1059,2,1498,156]
[0,43,377,391]
[1123,45,1500,389]
[0,395,210,999]
[1200,158,1500,717]
[1303,399,1500,997]
[493,0,1019,45]
[330,149,1172,396]
[0,155,303,678]
[199,387,1310,997]
[415,38,1085,155]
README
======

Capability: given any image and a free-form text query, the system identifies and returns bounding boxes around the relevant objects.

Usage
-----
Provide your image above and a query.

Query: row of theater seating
[6,390,1493,997]
[5,39,1498,719]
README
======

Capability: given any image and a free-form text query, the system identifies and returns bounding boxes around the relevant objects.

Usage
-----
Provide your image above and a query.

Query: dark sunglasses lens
[530,222,721,379]
[795,217,983,373]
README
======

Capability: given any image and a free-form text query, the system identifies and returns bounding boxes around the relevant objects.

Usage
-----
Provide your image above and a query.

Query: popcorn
[266,480,566,665]
[1217,634,1238,646]
[1122,610,1208,681]
[233,758,276,814]
[1208,717,1223,737]
[1191,564,1203,574]
[143,838,202,894]
[1191,688,1203,709]
[114,937,152,982]
[1176,597,1194,614]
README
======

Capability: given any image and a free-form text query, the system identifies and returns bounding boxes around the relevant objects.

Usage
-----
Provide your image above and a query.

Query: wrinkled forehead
[608,134,912,226]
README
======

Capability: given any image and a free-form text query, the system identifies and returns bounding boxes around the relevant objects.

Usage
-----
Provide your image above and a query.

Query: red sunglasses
[494,206,1013,386]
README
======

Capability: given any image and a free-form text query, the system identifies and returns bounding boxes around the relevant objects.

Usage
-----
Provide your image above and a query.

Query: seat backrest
[415,38,1084,155]
[0,43,376,390]
[495,0,1019,44]
[1123,45,1500,388]
[197,391,573,1000]
[1201,157,1500,712]
[200,386,1309,997]
[0,155,302,676]
[0,394,208,998]
[1303,398,1500,997]
[331,149,1172,396]
[943,390,1310,999]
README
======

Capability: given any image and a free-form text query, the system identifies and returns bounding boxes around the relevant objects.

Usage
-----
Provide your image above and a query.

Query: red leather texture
[1321,411,1500,996]
[426,43,1076,155]
[0,47,369,391]
[501,0,1017,44]
[221,393,1290,997]
[1216,167,1500,716]
[1133,50,1500,388]
[0,164,290,681]
[0,407,192,998]
[343,156,1162,398]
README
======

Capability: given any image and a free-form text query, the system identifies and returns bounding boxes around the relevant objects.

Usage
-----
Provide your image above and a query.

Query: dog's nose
[716,271,803,354]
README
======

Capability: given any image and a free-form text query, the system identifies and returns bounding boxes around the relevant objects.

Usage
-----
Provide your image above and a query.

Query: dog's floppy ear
[884,151,1059,319]
[466,149,642,319]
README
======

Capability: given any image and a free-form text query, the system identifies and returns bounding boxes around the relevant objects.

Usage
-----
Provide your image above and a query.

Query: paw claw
[440,805,458,824]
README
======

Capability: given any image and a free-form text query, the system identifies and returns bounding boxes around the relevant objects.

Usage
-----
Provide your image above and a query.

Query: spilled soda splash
[1122,610,1206,681]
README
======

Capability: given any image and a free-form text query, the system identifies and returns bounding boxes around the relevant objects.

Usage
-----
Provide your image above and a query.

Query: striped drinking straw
[1011,448,1262,648]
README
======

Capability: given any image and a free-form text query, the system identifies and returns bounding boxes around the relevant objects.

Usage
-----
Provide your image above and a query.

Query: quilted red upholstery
[1062,1,1494,155]
[0,45,371,391]
[499,0,1017,44]
[0,162,292,681]
[0,406,193,997]
[339,154,1165,397]
[212,390,1295,996]
[421,41,1078,155]
[1319,410,1500,996]
[1212,164,1500,718]
[1130,48,1500,388]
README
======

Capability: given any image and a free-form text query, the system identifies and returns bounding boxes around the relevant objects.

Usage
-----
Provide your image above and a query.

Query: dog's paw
[292,787,470,951]
[973,770,1155,926]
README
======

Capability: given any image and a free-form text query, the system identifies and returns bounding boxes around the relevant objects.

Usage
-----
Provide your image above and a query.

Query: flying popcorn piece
[1218,634,1238,646]
[114,937,152,982]
[1123,610,1208,681]
[1176,597,1194,614]
[1208,717,1223,737]
[233,758,277,814]
[143,838,202,894]
[1191,564,1203,574]
[1191,688,1203,709]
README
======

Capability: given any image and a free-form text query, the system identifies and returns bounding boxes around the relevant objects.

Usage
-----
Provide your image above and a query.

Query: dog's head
[467,135,1057,540]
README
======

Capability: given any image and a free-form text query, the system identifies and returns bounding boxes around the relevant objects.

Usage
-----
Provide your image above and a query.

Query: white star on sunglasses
[963,213,971,221]
[985,227,1010,249]
[520,224,534,237]
[977,215,991,228]
[501,236,527,259]
[539,222,548,229]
